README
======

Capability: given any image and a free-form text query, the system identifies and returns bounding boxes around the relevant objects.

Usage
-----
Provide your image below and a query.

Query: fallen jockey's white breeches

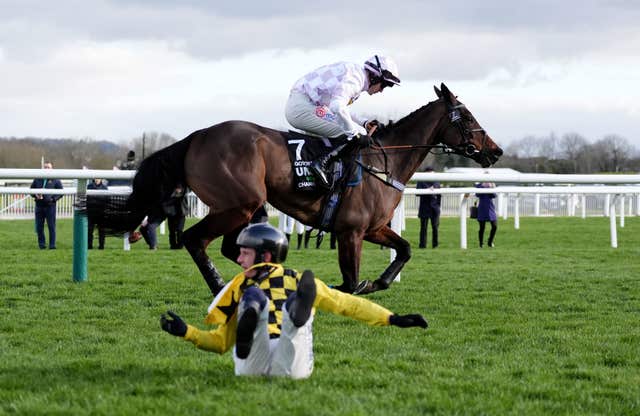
[233,303,314,379]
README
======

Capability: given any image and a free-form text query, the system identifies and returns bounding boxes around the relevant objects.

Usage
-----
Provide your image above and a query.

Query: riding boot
[310,136,368,188]
[296,233,302,250]
[285,270,317,327]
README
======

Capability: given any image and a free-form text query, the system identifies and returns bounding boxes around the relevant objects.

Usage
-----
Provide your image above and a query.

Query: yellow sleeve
[182,318,237,354]
[314,279,392,326]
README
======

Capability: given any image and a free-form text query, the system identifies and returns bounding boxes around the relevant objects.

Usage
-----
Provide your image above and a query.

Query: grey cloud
[2,0,638,81]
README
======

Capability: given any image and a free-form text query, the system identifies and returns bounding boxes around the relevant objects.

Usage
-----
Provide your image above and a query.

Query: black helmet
[236,223,288,263]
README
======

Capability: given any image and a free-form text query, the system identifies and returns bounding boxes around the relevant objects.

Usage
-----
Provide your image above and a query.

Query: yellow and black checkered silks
[188,262,393,355]
[205,263,301,338]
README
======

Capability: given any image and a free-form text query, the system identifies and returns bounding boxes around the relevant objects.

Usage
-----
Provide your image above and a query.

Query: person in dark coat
[475,182,498,248]
[30,161,63,249]
[87,178,108,249]
[416,167,441,249]
[140,185,189,250]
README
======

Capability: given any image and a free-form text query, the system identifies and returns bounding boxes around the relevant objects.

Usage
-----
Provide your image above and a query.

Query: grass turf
[0,216,639,415]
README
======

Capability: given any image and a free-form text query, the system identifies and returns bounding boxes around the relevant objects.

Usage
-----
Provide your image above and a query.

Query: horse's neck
[381,100,445,183]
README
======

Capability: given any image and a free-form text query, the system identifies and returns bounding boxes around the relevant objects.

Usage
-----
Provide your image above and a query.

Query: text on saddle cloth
[285,132,349,192]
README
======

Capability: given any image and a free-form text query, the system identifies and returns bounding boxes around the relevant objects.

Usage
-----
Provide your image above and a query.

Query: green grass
[1,217,639,415]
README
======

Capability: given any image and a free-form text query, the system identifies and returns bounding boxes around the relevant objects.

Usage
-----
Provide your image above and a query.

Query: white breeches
[285,90,345,138]
[233,304,315,379]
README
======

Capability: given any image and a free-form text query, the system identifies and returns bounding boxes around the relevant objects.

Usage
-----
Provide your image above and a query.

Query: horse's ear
[434,85,442,98]
[440,83,456,105]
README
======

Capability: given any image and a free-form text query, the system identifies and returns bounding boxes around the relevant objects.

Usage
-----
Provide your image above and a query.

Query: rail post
[72,179,88,282]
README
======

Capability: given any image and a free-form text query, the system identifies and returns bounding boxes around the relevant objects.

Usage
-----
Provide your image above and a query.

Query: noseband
[445,104,487,157]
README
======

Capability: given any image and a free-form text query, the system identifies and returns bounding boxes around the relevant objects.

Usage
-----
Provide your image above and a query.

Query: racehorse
[92,83,502,295]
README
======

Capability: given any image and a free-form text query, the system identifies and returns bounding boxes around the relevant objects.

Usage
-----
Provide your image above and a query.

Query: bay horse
[94,83,502,295]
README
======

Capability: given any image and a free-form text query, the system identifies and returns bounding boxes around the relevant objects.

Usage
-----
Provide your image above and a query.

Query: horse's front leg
[354,226,411,295]
[333,230,365,293]
[183,216,226,296]
[183,209,254,296]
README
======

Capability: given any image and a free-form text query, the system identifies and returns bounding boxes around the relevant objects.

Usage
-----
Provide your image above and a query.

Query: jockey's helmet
[236,222,289,263]
[364,55,401,87]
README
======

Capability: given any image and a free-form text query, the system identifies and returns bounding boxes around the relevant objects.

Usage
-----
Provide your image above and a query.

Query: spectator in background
[417,167,441,249]
[140,185,188,250]
[475,182,498,248]
[30,161,63,249]
[164,185,189,249]
[87,178,108,249]
[119,150,137,171]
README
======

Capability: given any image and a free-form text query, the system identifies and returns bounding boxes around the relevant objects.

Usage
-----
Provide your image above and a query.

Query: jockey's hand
[160,310,187,337]
[389,314,429,329]
[352,133,372,147]
[365,119,385,133]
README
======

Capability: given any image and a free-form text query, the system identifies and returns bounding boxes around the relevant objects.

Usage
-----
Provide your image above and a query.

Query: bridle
[357,100,489,191]
[445,103,487,157]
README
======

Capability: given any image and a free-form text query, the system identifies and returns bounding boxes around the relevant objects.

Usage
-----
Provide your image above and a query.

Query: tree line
[421,132,640,173]
[1,131,638,173]
[0,132,176,169]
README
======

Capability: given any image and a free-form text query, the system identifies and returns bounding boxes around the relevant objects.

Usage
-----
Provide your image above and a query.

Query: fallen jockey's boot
[235,307,258,359]
[287,270,317,327]
[310,134,371,189]
[235,286,267,359]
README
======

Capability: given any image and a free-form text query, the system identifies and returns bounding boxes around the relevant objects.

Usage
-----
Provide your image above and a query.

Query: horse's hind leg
[182,209,253,295]
[355,226,411,295]
[334,230,365,293]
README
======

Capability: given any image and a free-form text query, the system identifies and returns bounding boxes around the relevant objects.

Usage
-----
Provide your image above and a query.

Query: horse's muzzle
[479,146,503,167]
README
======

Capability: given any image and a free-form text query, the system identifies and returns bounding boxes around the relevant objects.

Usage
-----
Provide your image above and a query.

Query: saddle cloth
[285,131,348,192]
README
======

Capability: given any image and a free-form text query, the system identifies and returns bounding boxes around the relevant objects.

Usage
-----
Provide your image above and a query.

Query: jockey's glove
[160,310,188,337]
[352,133,372,147]
[389,314,429,329]
[365,119,385,131]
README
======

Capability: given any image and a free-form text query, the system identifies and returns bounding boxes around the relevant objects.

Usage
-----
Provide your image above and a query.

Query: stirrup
[311,160,331,188]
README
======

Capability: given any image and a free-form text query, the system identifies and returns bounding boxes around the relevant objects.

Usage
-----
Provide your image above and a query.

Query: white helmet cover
[364,55,401,86]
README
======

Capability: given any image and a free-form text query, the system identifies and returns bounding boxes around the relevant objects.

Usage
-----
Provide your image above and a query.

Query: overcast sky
[1,0,639,151]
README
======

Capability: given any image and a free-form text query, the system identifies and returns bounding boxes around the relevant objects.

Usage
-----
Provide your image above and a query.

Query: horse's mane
[375,99,441,139]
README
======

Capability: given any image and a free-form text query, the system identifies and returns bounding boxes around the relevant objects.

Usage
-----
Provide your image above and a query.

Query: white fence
[2,169,639,248]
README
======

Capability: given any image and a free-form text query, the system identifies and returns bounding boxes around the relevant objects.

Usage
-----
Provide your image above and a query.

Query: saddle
[285,131,358,192]
[285,131,362,231]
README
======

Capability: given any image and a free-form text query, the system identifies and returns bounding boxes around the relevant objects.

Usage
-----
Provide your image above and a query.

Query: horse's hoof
[353,280,374,295]
[331,284,352,293]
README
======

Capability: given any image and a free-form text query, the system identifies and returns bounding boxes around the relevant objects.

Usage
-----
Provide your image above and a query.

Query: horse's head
[434,83,503,167]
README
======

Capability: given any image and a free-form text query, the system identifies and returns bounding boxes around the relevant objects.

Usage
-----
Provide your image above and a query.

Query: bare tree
[594,134,632,172]
[559,132,588,173]
[129,131,177,159]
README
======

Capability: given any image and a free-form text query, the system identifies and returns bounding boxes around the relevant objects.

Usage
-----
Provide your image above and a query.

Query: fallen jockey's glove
[389,314,428,329]
[160,310,187,337]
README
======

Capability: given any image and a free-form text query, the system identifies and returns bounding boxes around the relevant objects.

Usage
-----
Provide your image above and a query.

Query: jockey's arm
[313,278,392,326]
[328,86,367,137]
[182,320,237,354]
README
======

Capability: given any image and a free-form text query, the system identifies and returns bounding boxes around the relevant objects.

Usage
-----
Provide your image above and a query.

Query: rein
[355,101,484,191]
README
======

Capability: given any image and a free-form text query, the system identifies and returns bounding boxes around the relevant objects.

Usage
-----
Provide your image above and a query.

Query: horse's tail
[86,135,194,234]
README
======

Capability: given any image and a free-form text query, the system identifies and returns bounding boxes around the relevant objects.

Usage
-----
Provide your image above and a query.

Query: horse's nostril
[495,147,504,156]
